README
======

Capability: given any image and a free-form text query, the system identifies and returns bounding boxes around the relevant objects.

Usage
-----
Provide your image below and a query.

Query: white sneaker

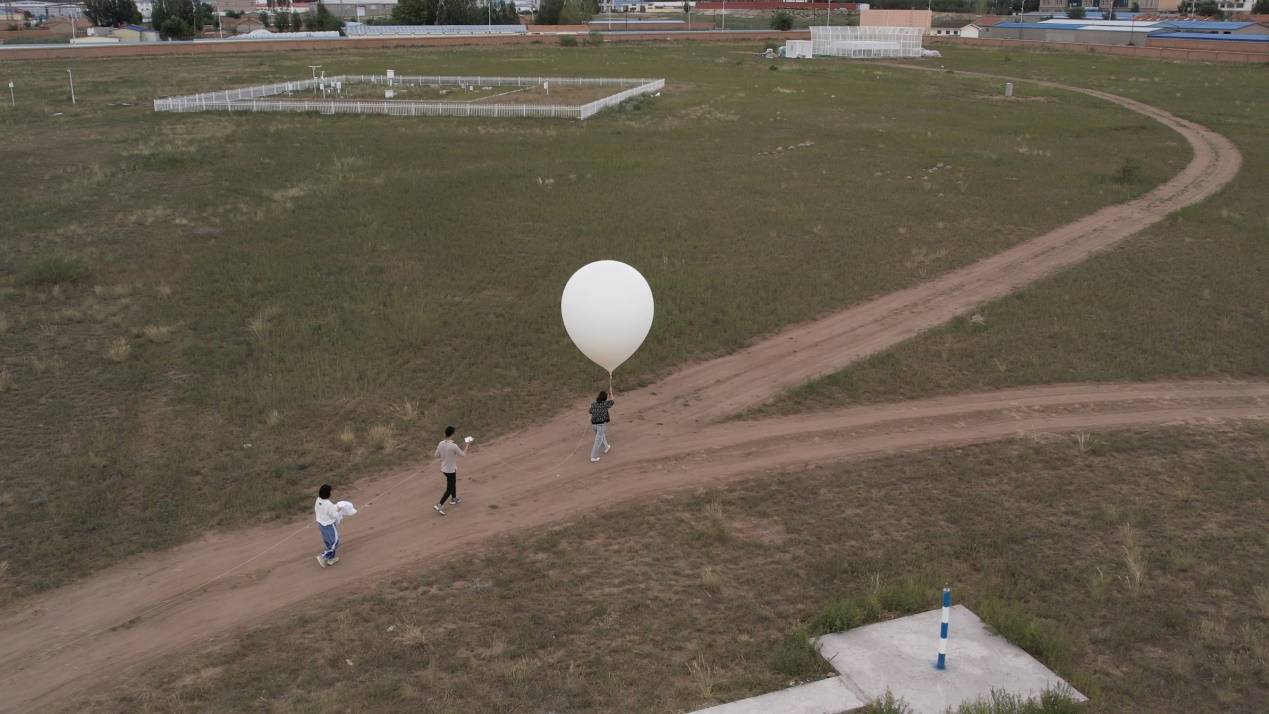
[604,444,611,454]
[590,457,600,463]
[449,497,462,505]
[434,503,446,516]
[316,555,328,568]
[327,557,339,565]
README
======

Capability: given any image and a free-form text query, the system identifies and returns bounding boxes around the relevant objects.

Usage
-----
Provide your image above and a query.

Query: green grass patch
[84,424,1269,712]
[976,599,1074,676]
[17,253,89,286]
[948,688,1083,714]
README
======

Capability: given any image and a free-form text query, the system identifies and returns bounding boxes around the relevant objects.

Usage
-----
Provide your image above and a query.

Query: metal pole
[721,0,725,31]
[936,586,951,670]
[8,80,14,108]
[66,68,75,104]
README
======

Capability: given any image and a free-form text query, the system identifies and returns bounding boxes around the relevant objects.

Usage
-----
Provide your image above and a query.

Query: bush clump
[559,34,578,47]
[771,11,794,31]
[18,254,89,286]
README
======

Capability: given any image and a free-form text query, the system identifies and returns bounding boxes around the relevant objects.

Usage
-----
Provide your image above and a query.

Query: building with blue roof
[1150,31,1269,42]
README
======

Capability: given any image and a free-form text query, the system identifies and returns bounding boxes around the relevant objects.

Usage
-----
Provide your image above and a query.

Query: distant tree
[151,0,202,38]
[84,0,142,27]
[538,0,597,24]
[1253,0,1269,12]
[1130,1,1139,10]
[771,10,794,30]
[257,10,269,26]
[392,0,428,23]
[1194,0,1223,16]
[390,0,515,24]
[536,0,563,24]
[559,0,596,23]
[312,3,343,30]
[274,9,291,30]
[1066,5,1085,17]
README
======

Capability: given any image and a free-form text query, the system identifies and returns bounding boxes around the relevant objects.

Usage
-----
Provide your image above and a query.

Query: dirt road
[0,71,1247,712]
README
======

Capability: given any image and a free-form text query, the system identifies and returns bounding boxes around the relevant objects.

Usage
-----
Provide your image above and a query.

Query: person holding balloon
[589,388,616,463]
[561,260,654,464]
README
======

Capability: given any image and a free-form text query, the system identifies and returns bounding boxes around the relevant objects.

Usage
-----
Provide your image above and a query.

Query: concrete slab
[817,605,1084,714]
[690,676,864,714]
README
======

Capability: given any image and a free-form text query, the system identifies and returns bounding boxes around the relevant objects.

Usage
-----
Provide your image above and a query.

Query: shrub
[558,34,578,47]
[18,254,89,286]
[1066,6,1085,19]
[770,631,823,677]
[585,29,603,46]
[950,687,1082,713]
[1115,157,1142,185]
[866,691,915,714]
[0,369,13,393]
[771,11,794,31]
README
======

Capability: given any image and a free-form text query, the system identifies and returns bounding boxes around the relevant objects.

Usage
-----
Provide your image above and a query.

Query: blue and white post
[936,586,952,670]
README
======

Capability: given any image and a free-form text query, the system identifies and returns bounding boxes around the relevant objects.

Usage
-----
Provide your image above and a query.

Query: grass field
[755,47,1269,417]
[0,43,1182,602]
[85,423,1269,713]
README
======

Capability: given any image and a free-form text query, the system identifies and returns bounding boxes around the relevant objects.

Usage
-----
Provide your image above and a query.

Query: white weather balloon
[561,260,654,374]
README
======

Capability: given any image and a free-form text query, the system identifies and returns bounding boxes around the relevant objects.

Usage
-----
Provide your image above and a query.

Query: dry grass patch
[0,370,13,393]
[105,337,131,363]
[393,400,419,423]
[338,427,356,450]
[142,325,173,344]
[367,424,395,452]
[1119,523,1147,591]
[391,622,427,648]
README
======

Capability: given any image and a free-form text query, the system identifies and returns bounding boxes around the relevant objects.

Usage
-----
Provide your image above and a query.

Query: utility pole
[66,68,75,104]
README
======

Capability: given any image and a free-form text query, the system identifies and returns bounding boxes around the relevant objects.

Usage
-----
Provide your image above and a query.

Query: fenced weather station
[810,26,925,59]
[153,75,665,120]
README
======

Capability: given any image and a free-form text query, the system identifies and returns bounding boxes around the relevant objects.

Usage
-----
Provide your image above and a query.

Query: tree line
[391,0,521,25]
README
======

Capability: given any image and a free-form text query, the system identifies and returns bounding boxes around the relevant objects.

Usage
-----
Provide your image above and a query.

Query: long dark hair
[596,391,608,402]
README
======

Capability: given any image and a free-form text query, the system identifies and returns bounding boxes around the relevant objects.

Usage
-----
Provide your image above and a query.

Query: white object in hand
[561,260,655,374]
[464,436,474,444]
[335,501,357,522]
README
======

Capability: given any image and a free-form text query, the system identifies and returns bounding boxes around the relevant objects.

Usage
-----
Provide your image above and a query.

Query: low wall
[0,28,68,43]
[1147,36,1269,55]
[933,35,1269,64]
[0,29,809,61]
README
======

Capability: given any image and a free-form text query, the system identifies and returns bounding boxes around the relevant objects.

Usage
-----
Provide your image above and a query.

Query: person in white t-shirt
[433,425,470,516]
[314,484,341,568]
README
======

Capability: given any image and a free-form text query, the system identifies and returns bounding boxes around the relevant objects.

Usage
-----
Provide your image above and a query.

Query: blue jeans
[318,522,339,561]
[591,423,609,460]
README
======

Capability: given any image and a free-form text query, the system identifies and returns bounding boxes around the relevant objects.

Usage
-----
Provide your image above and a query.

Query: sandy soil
[0,69,1248,713]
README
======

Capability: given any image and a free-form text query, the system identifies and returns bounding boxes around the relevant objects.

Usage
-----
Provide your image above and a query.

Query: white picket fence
[153,76,664,120]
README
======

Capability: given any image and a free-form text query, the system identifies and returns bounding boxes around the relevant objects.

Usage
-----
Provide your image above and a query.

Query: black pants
[438,472,457,505]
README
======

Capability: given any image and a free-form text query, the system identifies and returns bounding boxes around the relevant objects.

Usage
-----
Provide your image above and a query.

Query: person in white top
[314,484,341,568]
[433,425,471,516]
